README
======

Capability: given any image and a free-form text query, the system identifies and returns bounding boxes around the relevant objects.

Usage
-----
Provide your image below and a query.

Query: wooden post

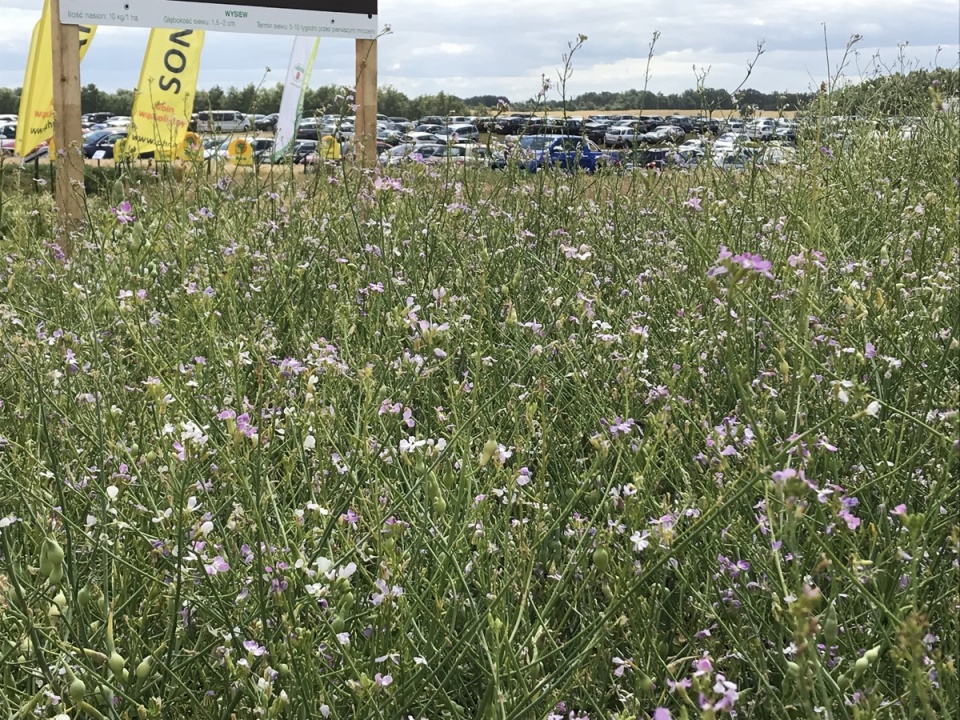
[355,38,377,167]
[50,0,85,238]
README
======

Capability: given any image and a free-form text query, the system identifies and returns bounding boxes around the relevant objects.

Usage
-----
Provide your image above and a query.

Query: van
[193,111,252,133]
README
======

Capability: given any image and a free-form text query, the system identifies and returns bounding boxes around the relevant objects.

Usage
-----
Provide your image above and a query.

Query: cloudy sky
[0,0,957,100]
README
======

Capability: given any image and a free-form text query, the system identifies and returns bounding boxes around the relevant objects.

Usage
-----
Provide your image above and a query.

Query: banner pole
[50,0,85,241]
[355,38,377,167]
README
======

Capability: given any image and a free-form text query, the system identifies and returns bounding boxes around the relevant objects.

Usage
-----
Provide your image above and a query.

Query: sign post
[50,0,86,238]
[355,38,377,167]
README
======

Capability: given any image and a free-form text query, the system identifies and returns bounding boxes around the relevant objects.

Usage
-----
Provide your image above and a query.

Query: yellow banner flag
[128,29,205,160]
[15,0,97,157]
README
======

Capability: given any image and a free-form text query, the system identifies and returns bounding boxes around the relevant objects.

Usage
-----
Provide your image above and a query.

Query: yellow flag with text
[128,29,205,159]
[15,0,97,157]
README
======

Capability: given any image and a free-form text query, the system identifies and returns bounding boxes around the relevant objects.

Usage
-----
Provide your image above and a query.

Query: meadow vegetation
[0,93,957,720]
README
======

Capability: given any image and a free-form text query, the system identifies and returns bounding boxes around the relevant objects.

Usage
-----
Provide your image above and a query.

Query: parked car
[424,143,488,167]
[296,118,321,140]
[403,131,443,145]
[1,138,48,160]
[256,113,279,131]
[434,123,479,143]
[639,125,686,144]
[512,134,618,173]
[210,136,274,161]
[0,114,17,125]
[191,110,251,133]
[81,129,152,159]
[0,123,16,140]
[666,115,695,133]
[604,124,643,148]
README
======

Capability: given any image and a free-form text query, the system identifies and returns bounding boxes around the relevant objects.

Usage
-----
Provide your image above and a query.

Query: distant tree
[378,85,411,118]
[80,83,103,112]
[0,87,21,114]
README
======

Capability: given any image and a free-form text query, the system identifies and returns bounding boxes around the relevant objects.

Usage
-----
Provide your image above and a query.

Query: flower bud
[135,656,154,680]
[592,547,610,573]
[108,652,126,676]
[68,678,87,703]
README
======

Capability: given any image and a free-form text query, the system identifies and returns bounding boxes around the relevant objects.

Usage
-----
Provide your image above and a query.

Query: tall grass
[0,100,957,720]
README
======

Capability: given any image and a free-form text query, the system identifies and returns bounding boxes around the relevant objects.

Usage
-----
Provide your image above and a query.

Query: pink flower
[653,709,672,720]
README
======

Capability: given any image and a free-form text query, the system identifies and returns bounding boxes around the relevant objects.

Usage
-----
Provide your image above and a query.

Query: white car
[106,116,131,128]
[425,143,488,166]
[604,126,641,147]
[0,114,17,125]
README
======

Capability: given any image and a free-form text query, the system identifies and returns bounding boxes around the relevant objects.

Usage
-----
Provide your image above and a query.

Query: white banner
[272,36,319,160]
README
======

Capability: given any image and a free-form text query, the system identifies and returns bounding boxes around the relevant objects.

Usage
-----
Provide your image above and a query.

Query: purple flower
[111,201,136,224]
[772,468,797,483]
[243,640,266,656]
[667,677,692,693]
[653,709,672,720]
[693,653,713,677]
[235,412,258,439]
[204,556,230,575]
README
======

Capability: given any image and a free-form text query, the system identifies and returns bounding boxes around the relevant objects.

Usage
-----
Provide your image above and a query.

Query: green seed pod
[774,406,787,424]
[442,466,456,489]
[342,591,355,610]
[432,496,447,516]
[864,645,881,664]
[48,563,64,585]
[135,656,154,680]
[786,661,800,678]
[277,663,291,679]
[414,459,427,477]
[592,547,610,573]
[68,678,87,703]
[479,439,498,467]
[77,585,92,608]
[854,656,869,677]
[331,616,346,634]
[639,673,654,693]
[823,601,838,648]
[108,652,126,676]
[838,673,852,690]
[53,591,68,610]
[44,538,65,566]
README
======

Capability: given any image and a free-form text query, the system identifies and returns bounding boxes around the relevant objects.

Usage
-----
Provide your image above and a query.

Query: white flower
[399,436,427,453]
[865,400,881,417]
[631,530,650,553]
[303,434,316,451]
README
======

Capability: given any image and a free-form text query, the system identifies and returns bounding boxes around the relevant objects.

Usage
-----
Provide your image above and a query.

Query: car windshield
[519,136,552,150]
[84,130,112,143]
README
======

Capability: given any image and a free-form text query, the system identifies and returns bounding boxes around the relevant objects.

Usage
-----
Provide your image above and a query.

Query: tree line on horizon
[0,67,954,120]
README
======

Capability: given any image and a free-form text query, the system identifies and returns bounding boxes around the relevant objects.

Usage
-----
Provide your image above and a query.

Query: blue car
[512,134,619,173]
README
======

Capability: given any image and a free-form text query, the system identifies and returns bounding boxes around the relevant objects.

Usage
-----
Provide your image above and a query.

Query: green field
[0,109,957,720]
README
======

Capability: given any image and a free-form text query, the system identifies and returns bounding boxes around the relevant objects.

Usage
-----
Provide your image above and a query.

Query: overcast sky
[1,0,957,101]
